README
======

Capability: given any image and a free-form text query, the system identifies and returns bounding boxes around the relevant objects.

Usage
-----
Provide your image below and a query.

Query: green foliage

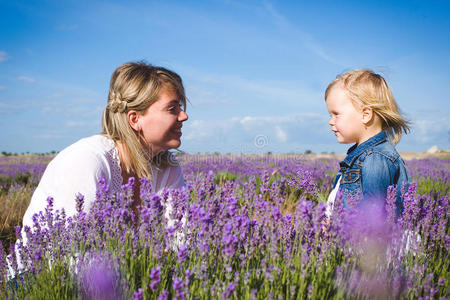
[213,171,243,185]
[415,177,449,196]
[15,173,31,186]
[0,175,12,190]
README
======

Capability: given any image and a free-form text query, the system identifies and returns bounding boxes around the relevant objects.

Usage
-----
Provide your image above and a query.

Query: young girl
[324,69,410,216]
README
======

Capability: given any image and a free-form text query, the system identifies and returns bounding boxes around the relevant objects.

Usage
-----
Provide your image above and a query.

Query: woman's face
[137,87,188,155]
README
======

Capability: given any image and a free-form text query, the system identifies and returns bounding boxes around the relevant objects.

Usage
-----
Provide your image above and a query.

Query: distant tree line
[1,150,58,156]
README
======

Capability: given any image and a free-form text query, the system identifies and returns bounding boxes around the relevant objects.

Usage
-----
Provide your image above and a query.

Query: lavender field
[0,154,449,299]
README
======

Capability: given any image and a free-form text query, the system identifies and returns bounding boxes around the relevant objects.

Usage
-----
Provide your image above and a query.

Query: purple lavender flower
[177,245,188,262]
[222,282,235,299]
[149,266,161,291]
[79,253,120,300]
[75,193,85,213]
[158,290,169,300]
[133,288,143,300]
[172,276,185,300]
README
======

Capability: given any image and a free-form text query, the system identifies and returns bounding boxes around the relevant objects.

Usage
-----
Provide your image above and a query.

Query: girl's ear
[127,110,141,131]
[361,107,374,124]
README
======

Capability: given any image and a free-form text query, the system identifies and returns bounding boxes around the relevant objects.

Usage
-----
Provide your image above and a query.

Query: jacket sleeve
[22,148,109,230]
[360,152,396,208]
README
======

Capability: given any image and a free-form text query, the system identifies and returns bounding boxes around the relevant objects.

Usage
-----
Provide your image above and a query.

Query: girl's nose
[328,117,334,126]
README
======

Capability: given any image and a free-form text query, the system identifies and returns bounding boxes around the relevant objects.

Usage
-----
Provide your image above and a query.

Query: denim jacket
[333,130,409,213]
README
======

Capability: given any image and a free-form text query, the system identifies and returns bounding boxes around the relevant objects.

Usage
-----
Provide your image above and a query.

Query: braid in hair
[108,90,129,113]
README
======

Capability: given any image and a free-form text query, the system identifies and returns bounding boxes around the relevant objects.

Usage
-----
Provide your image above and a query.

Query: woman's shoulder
[48,134,118,170]
[65,134,115,154]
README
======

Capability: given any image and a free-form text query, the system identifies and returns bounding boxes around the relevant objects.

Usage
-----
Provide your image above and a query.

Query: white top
[22,134,185,230]
[325,174,341,218]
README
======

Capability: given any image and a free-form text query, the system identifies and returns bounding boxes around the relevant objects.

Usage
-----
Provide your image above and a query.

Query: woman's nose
[179,110,188,122]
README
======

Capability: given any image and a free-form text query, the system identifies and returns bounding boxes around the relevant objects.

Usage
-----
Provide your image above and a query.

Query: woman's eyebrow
[166,100,179,106]
[164,99,180,108]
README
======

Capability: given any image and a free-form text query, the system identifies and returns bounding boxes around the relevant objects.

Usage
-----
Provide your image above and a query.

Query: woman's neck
[115,141,142,212]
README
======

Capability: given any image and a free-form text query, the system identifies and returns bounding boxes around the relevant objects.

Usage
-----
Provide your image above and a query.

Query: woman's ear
[127,110,141,131]
[361,106,374,124]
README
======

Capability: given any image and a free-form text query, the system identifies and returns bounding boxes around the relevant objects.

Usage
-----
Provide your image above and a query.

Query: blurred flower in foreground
[79,252,122,300]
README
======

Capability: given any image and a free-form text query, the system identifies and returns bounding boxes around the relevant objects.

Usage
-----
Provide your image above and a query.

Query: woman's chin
[165,140,182,151]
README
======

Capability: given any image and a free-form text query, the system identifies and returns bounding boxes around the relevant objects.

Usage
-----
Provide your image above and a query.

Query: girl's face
[326,85,365,145]
[137,87,188,155]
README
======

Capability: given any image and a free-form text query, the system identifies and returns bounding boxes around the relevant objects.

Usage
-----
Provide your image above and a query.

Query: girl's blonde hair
[102,62,187,178]
[325,69,410,144]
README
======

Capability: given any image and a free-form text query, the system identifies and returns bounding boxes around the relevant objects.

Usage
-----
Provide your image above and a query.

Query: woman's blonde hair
[102,62,187,178]
[325,69,410,144]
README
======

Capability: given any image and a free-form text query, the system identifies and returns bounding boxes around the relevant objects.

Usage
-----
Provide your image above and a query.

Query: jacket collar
[340,130,387,168]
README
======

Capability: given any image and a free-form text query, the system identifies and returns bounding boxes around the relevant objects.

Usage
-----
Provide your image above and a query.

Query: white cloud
[182,113,331,153]
[55,24,78,31]
[17,76,35,83]
[181,112,450,154]
[412,118,449,144]
[35,133,66,139]
[261,1,339,65]
[0,51,9,62]
[275,125,287,142]
[187,86,232,105]
[65,120,98,128]
[0,102,25,113]
[182,66,323,112]
[66,121,86,127]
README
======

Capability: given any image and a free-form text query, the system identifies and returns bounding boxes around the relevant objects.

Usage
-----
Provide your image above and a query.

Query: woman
[22,62,189,229]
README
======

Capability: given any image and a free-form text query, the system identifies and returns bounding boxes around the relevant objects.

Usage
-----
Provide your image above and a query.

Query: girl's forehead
[327,85,349,102]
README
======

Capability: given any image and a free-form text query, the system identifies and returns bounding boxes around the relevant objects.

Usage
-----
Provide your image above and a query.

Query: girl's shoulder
[367,140,401,163]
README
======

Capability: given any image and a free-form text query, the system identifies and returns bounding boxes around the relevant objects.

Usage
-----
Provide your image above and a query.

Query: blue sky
[1,0,449,154]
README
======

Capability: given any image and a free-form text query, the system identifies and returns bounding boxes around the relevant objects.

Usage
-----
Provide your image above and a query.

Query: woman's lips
[172,128,182,137]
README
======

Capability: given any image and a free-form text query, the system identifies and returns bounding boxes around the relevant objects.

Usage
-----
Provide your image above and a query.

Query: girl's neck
[357,117,383,146]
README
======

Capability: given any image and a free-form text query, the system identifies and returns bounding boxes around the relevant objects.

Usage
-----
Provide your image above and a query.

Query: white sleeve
[22,147,110,229]
[165,164,185,189]
[154,163,186,250]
